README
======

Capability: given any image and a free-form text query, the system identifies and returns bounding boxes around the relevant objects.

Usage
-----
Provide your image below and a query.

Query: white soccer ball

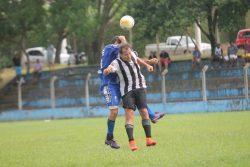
[120,15,135,30]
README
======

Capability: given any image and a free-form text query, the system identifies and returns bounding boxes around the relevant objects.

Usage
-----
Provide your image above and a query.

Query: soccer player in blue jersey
[99,36,165,149]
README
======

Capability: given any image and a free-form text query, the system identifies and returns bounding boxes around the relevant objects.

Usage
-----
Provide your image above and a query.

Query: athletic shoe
[146,137,157,146]
[129,140,138,151]
[151,112,165,123]
[105,139,120,149]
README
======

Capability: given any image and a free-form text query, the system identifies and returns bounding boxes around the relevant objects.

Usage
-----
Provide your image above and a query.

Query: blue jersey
[99,44,119,91]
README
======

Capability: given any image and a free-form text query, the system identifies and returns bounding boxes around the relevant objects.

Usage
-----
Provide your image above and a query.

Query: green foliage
[0,0,249,66]
[0,0,45,41]
[0,0,46,69]
[48,0,88,37]
[0,112,250,166]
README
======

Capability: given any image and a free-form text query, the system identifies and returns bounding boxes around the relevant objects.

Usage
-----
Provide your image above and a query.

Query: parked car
[145,36,211,57]
[22,47,71,66]
[235,29,250,48]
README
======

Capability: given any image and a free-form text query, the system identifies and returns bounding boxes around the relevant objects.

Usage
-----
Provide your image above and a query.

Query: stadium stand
[0,59,248,112]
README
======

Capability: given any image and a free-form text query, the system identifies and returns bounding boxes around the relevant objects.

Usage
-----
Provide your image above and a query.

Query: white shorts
[224,56,229,61]
[229,54,237,60]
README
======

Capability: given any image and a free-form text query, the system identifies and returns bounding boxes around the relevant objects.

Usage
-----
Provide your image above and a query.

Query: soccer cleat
[129,140,138,151]
[151,112,165,123]
[146,138,157,146]
[105,139,120,149]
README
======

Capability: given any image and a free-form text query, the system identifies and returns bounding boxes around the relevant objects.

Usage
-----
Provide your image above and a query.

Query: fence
[1,60,250,120]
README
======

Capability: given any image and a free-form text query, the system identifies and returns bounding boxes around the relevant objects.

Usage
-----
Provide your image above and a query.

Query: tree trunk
[207,7,218,57]
[55,32,67,64]
[72,33,77,54]
[19,37,30,75]
[55,38,62,64]
[89,22,108,64]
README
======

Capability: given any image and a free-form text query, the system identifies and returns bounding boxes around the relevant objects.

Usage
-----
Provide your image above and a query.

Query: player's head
[111,36,127,44]
[119,43,132,61]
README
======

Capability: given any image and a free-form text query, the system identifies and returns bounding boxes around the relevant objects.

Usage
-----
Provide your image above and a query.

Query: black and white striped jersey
[110,52,147,96]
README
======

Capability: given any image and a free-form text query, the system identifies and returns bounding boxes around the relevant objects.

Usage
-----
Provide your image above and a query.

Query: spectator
[228,41,238,67]
[211,43,223,69]
[66,45,75,66]
[12,52,22,81]
[148,51,158,71]
[244,40,250,63]
[159,51,171,71]
[192,45,201,70]
[32,59,43,83]
[223,53,230,67]
[148,51,157,60]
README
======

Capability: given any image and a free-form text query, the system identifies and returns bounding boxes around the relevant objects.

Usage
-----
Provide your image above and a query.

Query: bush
[0,56,12,69]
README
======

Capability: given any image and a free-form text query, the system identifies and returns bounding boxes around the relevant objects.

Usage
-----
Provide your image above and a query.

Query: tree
[82,0,125,64]
[186,0,250,56]
[128,0,250,57]
[127,0,191,56]
[0,0,45,73]
[46,0,89,63]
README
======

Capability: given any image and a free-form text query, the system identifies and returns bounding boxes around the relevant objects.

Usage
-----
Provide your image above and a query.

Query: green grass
[0,111,250,167]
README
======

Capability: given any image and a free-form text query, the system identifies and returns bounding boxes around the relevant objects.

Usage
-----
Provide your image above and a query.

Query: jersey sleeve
[110,60,119,72]
[100,46,112,71]
[100,45,119,72]
[131,51,138,63]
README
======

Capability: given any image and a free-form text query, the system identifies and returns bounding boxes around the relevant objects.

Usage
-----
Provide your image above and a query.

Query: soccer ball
[120,15,135,30]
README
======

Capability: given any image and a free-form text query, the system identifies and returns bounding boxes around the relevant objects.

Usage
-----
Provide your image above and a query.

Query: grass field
[0,111,250,167]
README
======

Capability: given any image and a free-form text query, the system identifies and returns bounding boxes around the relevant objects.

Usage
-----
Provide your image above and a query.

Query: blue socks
[107,119,115,140]
[147,106,155,120]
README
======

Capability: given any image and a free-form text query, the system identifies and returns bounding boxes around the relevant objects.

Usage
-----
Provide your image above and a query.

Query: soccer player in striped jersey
[99,36,164,149]
[103,43,157,151]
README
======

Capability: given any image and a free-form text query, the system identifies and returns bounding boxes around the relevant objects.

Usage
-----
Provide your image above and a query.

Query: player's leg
[125,108,137,151]
[147,105,165,123]
[103,84,121,149]
[122,91,138,151]
[106,108,117,140]
[136,89,157,146]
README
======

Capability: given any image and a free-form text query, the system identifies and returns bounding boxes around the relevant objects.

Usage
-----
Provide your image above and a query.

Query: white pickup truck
[21,47,72,66]
[145,36,211,57]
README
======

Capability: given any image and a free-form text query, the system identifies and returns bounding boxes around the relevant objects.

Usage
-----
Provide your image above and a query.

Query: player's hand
[103,66,113,75]
[150,58,158,64]
[147,65,154,72]
[118,36,127,43]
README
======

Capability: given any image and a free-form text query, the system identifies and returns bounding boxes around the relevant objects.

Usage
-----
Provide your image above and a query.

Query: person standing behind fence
[211,43,223,69]
[192,45,201,70]
[148,51,158,71]
[228,41,238,67]
[159,51,171,71]
[12,52,22,81]
[32,59,43,84]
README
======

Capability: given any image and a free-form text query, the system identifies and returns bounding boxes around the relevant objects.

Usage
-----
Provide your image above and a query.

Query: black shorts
[122,88,147,111]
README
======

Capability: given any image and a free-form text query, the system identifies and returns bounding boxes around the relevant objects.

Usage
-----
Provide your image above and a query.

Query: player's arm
[103,60,118,76]
[100,47,112,72]
[137,57,154,72]
[143,58,159,65]
[133,51,154,72]
[103,65,114,76]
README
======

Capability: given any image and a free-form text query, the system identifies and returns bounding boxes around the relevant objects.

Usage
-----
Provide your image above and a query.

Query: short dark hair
[119,43,131,54]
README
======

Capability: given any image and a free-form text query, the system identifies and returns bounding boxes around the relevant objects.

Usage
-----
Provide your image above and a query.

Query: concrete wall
[1,99,249,121]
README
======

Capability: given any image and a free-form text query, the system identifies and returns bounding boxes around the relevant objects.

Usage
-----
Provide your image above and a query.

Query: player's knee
[109,108,118,120]
[139,108,149,119]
